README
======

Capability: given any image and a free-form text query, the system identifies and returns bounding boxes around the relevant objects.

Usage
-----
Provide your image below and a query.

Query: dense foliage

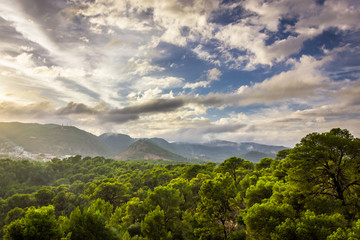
[0,128,359,239]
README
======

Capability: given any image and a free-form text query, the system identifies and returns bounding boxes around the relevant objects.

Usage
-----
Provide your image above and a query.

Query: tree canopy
[0,128,359,239]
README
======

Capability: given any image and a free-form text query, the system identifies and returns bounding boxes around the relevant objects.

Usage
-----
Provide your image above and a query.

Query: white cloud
[233,55,331,105]
[75,0,153,32]
[133,76,184,91]
[294,0,360,33]
[127,88,163,104]
[0,2,60,54]
[192,45,221,66]
[184,68,222,89]
[0,0,359,146]
[207,68,222,81]
[161,27,188,47]
[127,58,165,76]
[4,52,35,68]
[242,0,287,32]
[184,81,211,89]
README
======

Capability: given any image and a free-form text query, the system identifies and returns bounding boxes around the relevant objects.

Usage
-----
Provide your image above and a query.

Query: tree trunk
[222,219,227,240]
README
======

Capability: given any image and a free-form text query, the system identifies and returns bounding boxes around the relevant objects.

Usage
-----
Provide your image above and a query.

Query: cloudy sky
[0,0,359,146]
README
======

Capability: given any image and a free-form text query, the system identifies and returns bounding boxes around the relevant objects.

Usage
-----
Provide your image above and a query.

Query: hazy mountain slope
[242,151,271,162]
[239,142,287,154]
[99,133,135,155]
[151,140,287,162]
[114,139,187,162]
[0,122,288,162]
[0,122,111,156]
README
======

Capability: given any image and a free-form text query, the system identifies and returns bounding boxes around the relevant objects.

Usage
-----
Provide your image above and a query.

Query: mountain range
[0,122,288,162]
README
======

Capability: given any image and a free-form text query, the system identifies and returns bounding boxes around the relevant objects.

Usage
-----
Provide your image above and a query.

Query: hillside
[0,122,288,162]
[99,133,135,155]
[0,122,111,157]
[114,139,187,162]
[148,139,287,162]
[100,134,288,162]
[242,151,271,162]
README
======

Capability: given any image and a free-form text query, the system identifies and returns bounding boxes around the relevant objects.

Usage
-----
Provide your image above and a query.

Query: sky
[0,0,359,147]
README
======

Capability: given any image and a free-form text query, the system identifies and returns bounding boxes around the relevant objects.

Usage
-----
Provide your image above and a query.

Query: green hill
[115,139,187,162]
[0,122,111,156]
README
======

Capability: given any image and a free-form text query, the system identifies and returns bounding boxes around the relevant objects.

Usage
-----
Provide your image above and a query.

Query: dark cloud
[0,101,53,118]
[196,94,227,105]
[56,102,97,115]
[9,0,109,59]
[0,17,46,57]
[273,118,303,123]
[0,17,23,46]
[53,96,228,125]
[16,0,68,41]
[17,0,66,18]
[115,98,186,114]
[96,98,186,124]
[53,98,187,124]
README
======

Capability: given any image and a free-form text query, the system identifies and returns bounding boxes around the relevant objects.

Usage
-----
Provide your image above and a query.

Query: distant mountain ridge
[0,122,288,162]
[0,122,111,157]
[97,132,288,162]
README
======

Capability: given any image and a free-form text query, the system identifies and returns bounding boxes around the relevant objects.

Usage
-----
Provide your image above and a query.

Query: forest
[0,128,360,240]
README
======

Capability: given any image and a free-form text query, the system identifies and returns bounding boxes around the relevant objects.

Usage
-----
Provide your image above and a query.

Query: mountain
[242,151,271,162]
[145,139,287,162]
[99,133,135,155]
[99,134,288,162]
[0,122,288,162]
[0,122,111,157]
[114,139,187,162]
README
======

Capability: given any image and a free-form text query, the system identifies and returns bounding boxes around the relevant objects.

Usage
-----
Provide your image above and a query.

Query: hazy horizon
[1,0,359,147]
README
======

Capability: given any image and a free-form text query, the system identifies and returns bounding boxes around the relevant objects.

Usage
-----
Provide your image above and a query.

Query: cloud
[56,102,98,115]
[184,68,222,89]
[104,54,334,115]
[242,0,287,32]
[161,27,188,47]
[192,45,221,66]
[184,81,211,89]
[0,98,186,125]
[116,98,185,115]
[127,58,165,76]
[75,0,154,32]
[200,123,247,134]
[184,55,331,106]
[55,77,101,101]
[293,0,360,33]
[233,55,331,105]
[292,79,360,119]
[0,53,343,121]
[0,0,359,145]
[57,98,187,124]
[3,0,359,74]
[132,76,184,91]
[0,1,60,55]
[212,17,318,67]
[207,68,222,81]
[164,123,247,142]
[0,101,54,121]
